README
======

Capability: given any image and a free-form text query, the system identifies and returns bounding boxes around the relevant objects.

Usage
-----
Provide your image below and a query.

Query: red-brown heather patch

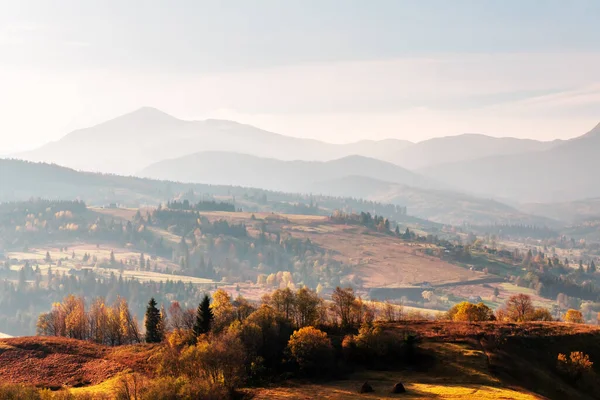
[0,337,157,389]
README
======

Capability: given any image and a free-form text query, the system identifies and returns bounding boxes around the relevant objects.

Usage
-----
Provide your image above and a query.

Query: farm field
[6,244,216,286]
[287,224,482,288]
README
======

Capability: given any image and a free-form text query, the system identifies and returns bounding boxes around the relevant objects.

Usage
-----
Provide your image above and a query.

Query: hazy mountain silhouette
[520,197,600,223]
[16,107,566,176]
[16,107,413,174]
[139,152,440,192]
[392,134,562,170]
[419,123,600,203]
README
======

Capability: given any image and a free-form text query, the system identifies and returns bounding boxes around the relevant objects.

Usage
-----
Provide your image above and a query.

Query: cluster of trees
[150,208,248,238]
[125,286,417,396]
[37,295,141,345]
[331,210,391,233]
[0,265,209,336]
[32,286,597,398]
[166,199,236,212]
[469,223,559,240]
[446,294,587,324]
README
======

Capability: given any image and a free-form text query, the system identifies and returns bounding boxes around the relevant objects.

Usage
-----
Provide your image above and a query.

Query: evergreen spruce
[145,298,163,343]
[193,294,214,336]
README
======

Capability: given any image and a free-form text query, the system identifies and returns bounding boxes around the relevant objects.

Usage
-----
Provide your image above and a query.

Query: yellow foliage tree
[564,309,584,324]
[288,326,334,375]
[211,289,234,331]
[447,302,495,322]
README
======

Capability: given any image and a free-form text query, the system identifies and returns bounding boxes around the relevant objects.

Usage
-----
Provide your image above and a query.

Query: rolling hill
[521,197,600,223]
[419,122,600,203]
[309,175,555,226]
[16,107,413,175]
[138,151,441,192]
[1,159,552,227]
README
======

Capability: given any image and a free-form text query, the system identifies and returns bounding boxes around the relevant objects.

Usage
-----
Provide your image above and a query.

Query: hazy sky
[1,0,600,153]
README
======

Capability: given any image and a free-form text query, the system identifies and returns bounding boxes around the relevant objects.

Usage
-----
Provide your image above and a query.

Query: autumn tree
[145,298,163,343]
[502,294,535,322]
[180,330,246,391]
[117,297,141,344]
[447,302,495,322]
[63,295,88,340]
[234,295,255,322]
[89,297,109,344]
[270,288,296,320]
[168,301,185,331]
[211,289,234,332]
[294,287,321,327]
[36,303,64,337]
[331,287,356,327]
[564,309,585,324]
[382,300,397,322]
[287,326,334,376]
[531,307,554,321]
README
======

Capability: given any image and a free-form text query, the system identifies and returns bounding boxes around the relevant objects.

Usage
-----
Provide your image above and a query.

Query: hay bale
[359,381,374,393]
[391,382,406,393]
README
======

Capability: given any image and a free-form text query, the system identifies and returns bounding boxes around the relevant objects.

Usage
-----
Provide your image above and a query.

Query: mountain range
[17,107,564,175]
[419,122,600,203]
[11,106,600,209]
[16,107,414,175]
[139,152,441,192]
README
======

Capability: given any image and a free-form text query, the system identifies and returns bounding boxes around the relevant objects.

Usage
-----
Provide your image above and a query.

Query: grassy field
[250,342,542,399]
[287,223,482,288]
[7,244,215,285]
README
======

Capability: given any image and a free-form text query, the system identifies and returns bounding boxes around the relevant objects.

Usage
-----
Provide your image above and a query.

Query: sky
[1,0,600,153]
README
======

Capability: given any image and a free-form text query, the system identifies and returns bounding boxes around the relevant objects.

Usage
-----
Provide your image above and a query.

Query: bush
[287,326,334,376]
[557,352,594,382]
[343,323,408,367]
[531,307,554,321]
[179,331,246,391]
[0,384,43,400]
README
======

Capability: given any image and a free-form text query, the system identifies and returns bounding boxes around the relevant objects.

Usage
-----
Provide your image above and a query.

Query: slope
[309,175,555,226]
[138,151,440,192]
[16,107,413,175]
[418,123,600,203]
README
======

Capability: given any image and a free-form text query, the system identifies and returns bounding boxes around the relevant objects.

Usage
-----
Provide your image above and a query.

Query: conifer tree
[144,298,162,343]
[193,294,213,336]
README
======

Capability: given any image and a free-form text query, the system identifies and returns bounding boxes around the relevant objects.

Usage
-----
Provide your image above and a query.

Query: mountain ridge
[419,122,600,203]
[15,107,567,175]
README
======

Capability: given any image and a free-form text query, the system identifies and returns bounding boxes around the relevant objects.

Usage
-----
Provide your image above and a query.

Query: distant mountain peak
[123,106,179,120]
